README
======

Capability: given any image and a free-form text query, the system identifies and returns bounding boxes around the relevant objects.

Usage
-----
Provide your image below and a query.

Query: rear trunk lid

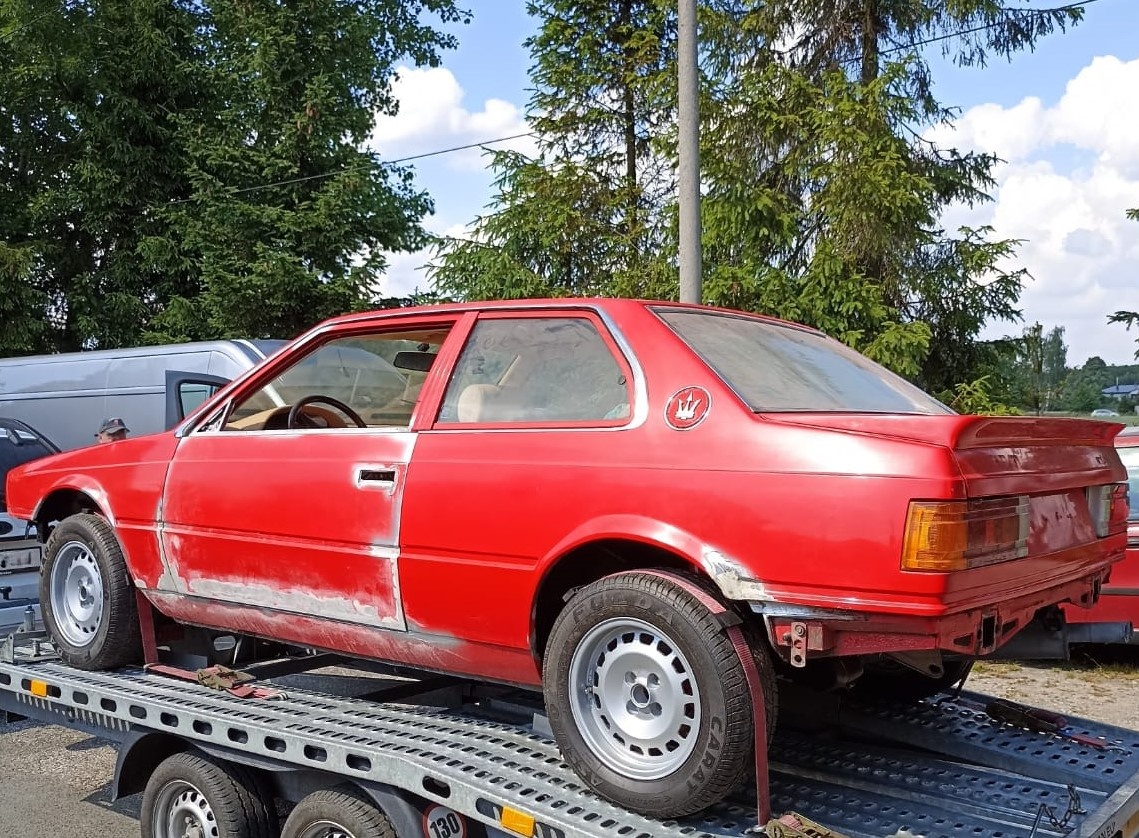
[770,414,1124,496]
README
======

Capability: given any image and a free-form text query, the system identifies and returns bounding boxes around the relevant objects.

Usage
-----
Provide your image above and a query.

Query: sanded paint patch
[700,547,775,602]
[185,576,403,629]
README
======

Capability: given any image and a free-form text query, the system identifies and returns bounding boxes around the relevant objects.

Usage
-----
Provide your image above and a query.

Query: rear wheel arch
[530,537,701,663]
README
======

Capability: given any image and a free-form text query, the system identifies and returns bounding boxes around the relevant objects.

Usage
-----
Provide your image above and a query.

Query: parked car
[0,339,286,451]
[5,299,1128,818]
[1064,427,1139,640]
[1092,408,1121,418]
[0,418,60,602]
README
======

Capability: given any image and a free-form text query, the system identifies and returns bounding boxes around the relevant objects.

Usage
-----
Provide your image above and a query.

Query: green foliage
[0,0,464,354]
[432,0,683,303]
[1008,322,1068,414]
[941,375,1020,416]
[432,0,1075,388]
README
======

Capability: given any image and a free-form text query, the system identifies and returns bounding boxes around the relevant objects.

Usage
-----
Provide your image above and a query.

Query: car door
[156,317,462,630]
[397,310,638,650]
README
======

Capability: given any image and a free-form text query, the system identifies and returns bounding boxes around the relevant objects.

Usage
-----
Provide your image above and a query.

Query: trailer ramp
[3,651,1139,838]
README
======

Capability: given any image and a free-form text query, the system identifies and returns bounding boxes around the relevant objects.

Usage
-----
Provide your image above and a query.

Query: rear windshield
[655,309,951,414]
[0,424,57,507]
[1117,447,1139,522]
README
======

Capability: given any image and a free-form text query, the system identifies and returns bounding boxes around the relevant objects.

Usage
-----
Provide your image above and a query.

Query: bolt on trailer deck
[3,624,1139,838]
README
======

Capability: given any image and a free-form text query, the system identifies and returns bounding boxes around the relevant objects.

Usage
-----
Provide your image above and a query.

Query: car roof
[317,298,821,335]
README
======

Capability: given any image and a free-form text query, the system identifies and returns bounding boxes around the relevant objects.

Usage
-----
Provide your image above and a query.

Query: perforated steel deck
[3,657,1139,838]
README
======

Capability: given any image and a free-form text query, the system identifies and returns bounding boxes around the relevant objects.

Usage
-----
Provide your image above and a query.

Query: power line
[882,0,1100,55]
[165,131,536,206]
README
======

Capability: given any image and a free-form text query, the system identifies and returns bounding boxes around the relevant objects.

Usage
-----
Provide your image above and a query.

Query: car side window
[437,317,630,425]
[221,328,450,432]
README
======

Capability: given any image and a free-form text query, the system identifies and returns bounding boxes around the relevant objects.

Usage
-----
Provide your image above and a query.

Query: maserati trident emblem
[665,386,712,430]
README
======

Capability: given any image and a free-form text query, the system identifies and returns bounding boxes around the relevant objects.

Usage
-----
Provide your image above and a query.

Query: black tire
[281,787,396,838]
[854,657,973,701]
[39,513,142,670]
[542,571,777,819]
[142,752,277,838]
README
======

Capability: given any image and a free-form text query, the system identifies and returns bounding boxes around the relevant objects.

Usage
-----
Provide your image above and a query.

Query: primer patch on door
[665,386,711,430]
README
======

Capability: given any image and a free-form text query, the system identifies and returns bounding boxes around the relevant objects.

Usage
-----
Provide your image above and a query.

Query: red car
[1063,426,1139,639]
[6,299,1128,818]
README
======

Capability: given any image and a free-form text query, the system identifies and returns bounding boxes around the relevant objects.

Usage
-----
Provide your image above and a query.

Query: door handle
[356,468,397,489]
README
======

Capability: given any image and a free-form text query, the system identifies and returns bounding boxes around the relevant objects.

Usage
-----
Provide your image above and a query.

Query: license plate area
[0,546,42,575]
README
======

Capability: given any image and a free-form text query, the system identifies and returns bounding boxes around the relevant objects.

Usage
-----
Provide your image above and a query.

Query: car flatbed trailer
[3,620,1139,838]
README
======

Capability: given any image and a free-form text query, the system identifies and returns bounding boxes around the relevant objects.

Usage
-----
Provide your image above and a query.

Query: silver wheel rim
[568,616,702,780]
[151,779,218,838]
[297,821,354,838]
[49,540,105,647]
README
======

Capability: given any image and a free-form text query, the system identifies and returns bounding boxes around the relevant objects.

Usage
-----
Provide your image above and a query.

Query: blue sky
[374,0,1139,367]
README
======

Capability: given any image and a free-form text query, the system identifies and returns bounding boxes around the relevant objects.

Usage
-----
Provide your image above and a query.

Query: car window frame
[189,313,474,437]
[431,309,637,431]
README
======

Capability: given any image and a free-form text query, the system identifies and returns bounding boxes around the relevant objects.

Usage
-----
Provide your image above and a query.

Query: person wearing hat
[95,417,130,444]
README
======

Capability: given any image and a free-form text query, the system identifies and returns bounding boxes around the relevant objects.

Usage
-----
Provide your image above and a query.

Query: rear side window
[438,317,631,424]
[656,308,950,414]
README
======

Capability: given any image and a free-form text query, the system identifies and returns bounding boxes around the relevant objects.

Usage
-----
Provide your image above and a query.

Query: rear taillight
[901,496,1029,572]
[1089,483,1129,538]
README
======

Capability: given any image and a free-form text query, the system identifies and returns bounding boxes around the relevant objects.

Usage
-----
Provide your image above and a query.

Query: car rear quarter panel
[398,305,966,652]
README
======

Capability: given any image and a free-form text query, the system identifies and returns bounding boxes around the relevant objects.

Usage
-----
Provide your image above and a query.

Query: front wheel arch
[34,488,106,537]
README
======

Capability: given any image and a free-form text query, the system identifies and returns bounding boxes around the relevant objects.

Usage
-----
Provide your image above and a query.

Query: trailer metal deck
[3,632,1138,838]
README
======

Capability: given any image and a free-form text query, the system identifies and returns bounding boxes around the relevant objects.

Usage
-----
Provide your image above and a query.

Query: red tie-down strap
[638,569,772,827]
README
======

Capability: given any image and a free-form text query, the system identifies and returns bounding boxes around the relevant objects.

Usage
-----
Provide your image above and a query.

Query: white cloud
[931,56,1139,364]
[370,66,536,171]
[377,222,473,300]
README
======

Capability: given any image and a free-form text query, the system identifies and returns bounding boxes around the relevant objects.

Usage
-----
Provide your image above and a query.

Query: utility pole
[678,0,701,304]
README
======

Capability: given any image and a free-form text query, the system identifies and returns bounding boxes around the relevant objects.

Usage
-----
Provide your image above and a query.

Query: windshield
[1118,447,1139,522]
[655,308,951,415]
[0,421,58,508]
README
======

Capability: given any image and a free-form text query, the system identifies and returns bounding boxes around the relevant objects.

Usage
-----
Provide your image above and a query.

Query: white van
[0,339,286,451]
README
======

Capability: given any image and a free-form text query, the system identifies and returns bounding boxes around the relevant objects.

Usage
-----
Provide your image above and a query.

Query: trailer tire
[40,513,141,670]
[543,571,777,819]
[142,752,277,838]
[281,787,396,838]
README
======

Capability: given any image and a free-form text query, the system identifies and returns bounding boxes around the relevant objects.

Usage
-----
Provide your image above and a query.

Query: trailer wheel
[543,571,777,819]
[142,752,277,838]
[281,787,395,838]
[40,513,141,670]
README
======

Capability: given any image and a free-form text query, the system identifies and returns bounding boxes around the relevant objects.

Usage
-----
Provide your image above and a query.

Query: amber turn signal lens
[901,501,970,571]
[902,496,1029,572]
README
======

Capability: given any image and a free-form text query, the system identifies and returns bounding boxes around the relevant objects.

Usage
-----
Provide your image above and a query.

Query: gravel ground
[3,649,1139,837]
[968,646,1139,729]
[0,717,140,837]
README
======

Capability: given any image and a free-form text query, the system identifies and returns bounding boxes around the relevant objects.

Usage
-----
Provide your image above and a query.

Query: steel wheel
[40,513,141,670]
[544,571,778,818]
[150,778,218,838]
[49,540,105,647]
[569,617,701,779]
[281,788,395,838]
[294,823,352,838]
[141,752,277,838]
